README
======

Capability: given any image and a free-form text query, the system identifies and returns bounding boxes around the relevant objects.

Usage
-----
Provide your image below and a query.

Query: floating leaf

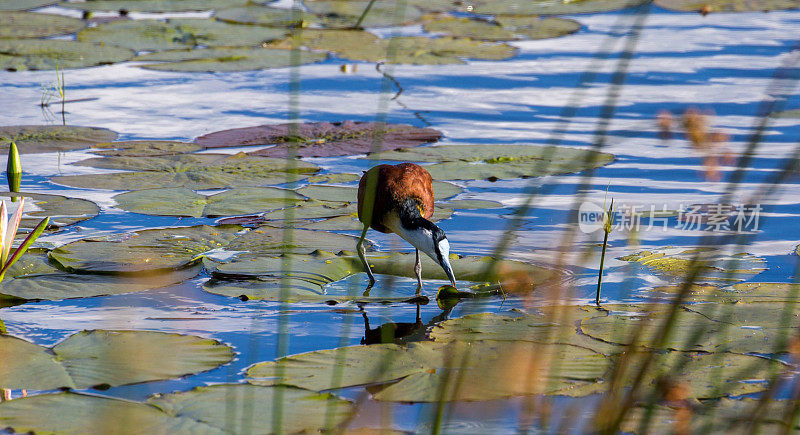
[49,225,243,274]
[248,340,607,401]
[295,206,453,231]
[655,0,800,11]
[135,47,327,72]
[423,16,516,41]
[0,125,117,154]
[148,384,353,434]
[91,140,202,157]
[0,251,202,301]
[297,180,462,204]
[0,39,135,71]
[60,0,250,12]
[1,192,99,230]
[0,393,219,434]
[196,121,442,158]
[494,15,581,40]
[580,302,800,354]
[0,330,233,390]
[620,247,766,283]
[470,0,649,15]
[772,109,800,119]
[438,199,504,209]
[305,0,423,28]
[306,172,360,184]
[113,187,305,218]
[370,144,615,180]
[0,11,85,38]
[214,5,321,27]
[77,19,286,52]
[52,153,318,190]
[0,0,56,10]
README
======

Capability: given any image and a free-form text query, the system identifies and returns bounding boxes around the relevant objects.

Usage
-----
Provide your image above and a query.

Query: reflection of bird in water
[356,163,456,292]
[360,303,453,345]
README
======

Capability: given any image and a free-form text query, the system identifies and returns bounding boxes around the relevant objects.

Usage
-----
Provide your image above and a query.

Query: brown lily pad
[195,121,442,158]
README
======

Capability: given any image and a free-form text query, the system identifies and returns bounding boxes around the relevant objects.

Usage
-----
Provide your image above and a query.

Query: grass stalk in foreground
[596,198,613,306]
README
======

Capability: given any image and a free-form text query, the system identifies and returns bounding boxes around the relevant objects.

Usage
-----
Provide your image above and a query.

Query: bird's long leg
[414,248,423,293]
[357,223,375,293]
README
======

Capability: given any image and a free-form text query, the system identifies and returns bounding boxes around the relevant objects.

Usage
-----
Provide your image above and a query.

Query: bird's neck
[396,199,428,231]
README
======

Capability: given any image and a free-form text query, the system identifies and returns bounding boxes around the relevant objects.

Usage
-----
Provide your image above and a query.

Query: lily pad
[0,329,233,390]
[494,15,581,40]
[580,302,800,354]
[91,140,202,157]
[423,16,516,41]
[113,187,306,218]
[248,340,607,401]
[619,247,766,282]
[772,109,800,118]
[0,0,56,10]
[52,152,318,190]
[77,19,286,52]
[0,385,352,435]
[195,121,442,158]
[214,5,321,27]
[470,0,649,15]
[0,125,117,154]
[305,172,360,184]
[305,0,423,28]
[655,0,800,11]
[0,11,85,38]
[438,199,504,209]
[60,0,250,12]
[370,144,615,181]
[297,180,462,203]
[295,206,453,231]
[0,251,202,301]
[286,29,517,64]
[1,192,99,230]
[135,47,327,72]
[0,39,135,71]
[49,225,243,274]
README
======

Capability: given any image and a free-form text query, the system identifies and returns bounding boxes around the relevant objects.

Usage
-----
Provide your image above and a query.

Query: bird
[356,162,456,292]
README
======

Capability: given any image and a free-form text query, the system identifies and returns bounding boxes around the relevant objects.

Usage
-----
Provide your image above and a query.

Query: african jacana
[356,162,456,291]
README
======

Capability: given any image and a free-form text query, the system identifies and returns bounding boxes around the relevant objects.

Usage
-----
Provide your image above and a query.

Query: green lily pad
[1,192,99,230]
[225,227,362,257]
[438,199,504,209]
[306,172,360,184]
[305,0,423,28]
[91,140,202,157]
[261,199,359,221]
[0,251,202,301]
[295,206,453,231]
[52,153,318,190]
[470,0,649,15]
[0,11,85,38]
[296,181,462,204]
[655,0,800,11]
[494,15,581,40]
[0,393,220,434]
[0,0,56,10]
[370,144,615,180]
[50,225,243,274]
[147,384,354,434]
[135,47,327,72]
[60,0,250,12]
[0,385,352,435]
[423,16,516,41]
[214,5,321,27]
[580,302,800,354]
[77,19,286,52]
[248,340,607,401]
[620,247,766,283]
[772,109,800,119]
[196,121,443,158]
[0,125,117,154]
[113,187,306,218]
[649,281,800,303]
[0,329,233,390]
[0,39,135,71]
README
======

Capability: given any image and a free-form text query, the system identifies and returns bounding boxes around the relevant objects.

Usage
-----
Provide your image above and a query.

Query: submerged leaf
[52,153,318,190]
[0,11,85,38]
[0,330,233,390]
[370,144,615,180]
[0,125,117,154]
[0,39,135,71]
[196,121,442,158]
